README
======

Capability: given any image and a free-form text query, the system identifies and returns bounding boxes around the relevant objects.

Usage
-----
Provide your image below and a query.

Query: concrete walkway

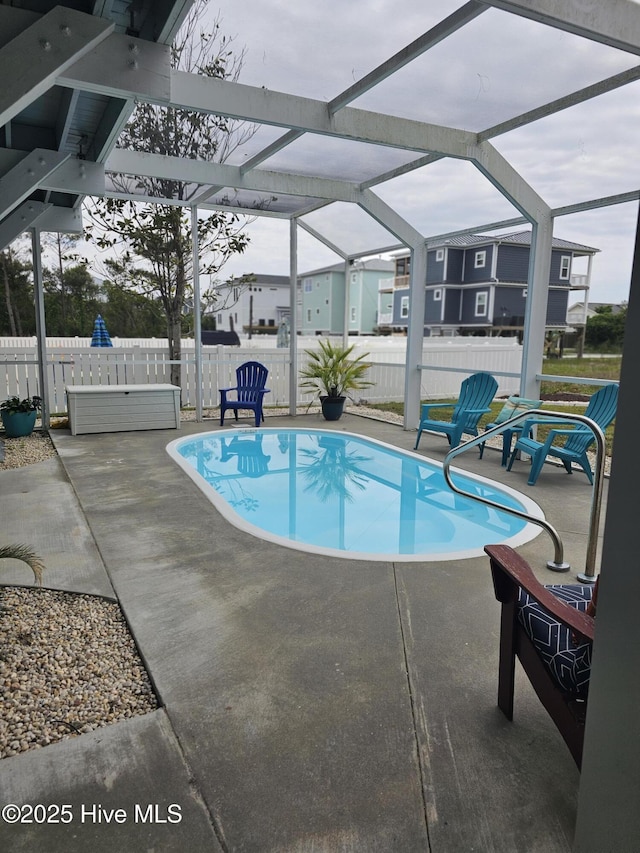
[1,413,602,852]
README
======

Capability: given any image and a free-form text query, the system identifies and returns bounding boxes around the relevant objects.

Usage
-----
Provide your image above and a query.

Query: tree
[85,1,254,387]
[585,304,627,352]
[43,263,102,336]
[41,232,83,328]
[0,248,36,336]
[100,261,166,338]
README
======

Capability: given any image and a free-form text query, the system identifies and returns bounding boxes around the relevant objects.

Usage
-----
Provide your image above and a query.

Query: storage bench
[66,384,181,435]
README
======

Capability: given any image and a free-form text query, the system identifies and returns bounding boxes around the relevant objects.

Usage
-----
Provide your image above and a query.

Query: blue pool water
[166,428,542,561]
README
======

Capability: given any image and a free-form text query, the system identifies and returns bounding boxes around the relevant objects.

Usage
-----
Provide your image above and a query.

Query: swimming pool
[166,428,543,561]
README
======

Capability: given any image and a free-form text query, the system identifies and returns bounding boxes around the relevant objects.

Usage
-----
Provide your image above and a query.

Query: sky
[74,1,639,305]
[186,0,639,305]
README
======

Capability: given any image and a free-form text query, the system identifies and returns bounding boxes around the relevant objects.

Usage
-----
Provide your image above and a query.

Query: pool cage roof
[2,2,640,846]
[2,2,640,257]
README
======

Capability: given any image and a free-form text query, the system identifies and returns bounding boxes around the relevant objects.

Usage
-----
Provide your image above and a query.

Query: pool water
[167,428,542,561]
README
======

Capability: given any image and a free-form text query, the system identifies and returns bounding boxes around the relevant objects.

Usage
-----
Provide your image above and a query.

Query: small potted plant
[299,339,373,421]
[0,395,42,438]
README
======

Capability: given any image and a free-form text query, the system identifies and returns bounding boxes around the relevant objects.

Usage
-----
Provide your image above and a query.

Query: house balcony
[570,273,589,288]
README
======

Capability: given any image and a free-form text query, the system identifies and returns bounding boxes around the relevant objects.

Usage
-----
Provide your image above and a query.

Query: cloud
[208,1,639,304]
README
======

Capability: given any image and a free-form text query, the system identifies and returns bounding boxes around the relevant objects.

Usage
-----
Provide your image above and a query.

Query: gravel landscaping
[0,588,157,759]
[1,427,158,760]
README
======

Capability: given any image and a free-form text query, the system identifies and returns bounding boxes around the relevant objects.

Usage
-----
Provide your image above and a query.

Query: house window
[350,307,356,321]
[400,296,409,318]
[560,256,571,280]
[396,256,411,277]
[351,273,357,283]
[474,250,486,269]
[475,292,488,317]
[436,249,444,262]
[306,309,311,322]
[433,288,442,301]
[304,278,312,293]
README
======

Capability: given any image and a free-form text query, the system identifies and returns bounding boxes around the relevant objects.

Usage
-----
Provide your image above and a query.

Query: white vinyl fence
[0,338,522,413]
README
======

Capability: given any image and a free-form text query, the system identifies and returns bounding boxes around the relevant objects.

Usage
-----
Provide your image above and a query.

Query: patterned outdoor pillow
[493,395,542,425]
[517,584,594,697]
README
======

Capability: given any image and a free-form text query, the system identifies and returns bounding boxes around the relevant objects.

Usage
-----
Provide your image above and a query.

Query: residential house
[566,301,624,327]
[298,259,394,335]
[378,232,599,337]
[211,274,291,336]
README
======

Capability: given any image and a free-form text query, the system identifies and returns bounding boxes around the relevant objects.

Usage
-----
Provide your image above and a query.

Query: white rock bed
[0,587,157,759]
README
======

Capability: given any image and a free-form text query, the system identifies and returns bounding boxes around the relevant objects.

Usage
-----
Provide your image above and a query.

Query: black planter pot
[320,396,346,421]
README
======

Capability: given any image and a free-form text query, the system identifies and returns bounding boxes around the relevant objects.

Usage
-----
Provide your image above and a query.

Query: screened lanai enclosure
[1,1,639,849]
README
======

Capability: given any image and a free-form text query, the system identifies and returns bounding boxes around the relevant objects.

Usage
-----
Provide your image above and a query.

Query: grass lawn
[369,356,620,456]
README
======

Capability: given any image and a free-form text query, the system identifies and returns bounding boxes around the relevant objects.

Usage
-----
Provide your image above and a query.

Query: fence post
[132,346,145,384]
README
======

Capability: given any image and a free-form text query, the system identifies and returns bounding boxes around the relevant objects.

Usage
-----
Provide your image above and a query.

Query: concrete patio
[0,411,603,852]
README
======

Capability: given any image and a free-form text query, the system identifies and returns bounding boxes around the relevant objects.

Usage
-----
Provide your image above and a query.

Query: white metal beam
[215,2,487,185]
[0,7,114,128]
[553,190,640,217]
[35,205,83,235]
[0,201,51,254]
[405,243,428,431]
[296,221,348,260]
[328,1,489,113]
[58,31,171,104]
[360,154,444,191]
[39,155,105,197]
[467,139,550,221]
[92,98,136,163]
[520,216,553,399]
[479,65,640,142]
[0,149,69,221]
[288,220,298,417]
[358,189,425,247]
[105,149,363,204]
[126,73,478,160]
[487,0,640,54]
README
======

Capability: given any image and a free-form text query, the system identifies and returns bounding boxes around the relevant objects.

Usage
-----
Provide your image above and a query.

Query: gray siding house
[378,232,598,337]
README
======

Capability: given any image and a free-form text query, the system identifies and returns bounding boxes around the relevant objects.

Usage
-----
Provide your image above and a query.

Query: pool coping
[166,426,545,562]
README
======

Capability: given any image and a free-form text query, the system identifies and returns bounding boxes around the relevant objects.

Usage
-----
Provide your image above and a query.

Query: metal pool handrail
[442,409,607,581]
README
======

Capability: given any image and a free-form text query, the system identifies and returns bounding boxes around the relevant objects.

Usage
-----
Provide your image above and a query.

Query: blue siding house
[378,231,598,337]
[299,259,394,335]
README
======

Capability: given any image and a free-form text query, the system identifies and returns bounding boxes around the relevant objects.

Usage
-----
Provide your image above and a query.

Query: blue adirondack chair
[478,395,542,466]
[506,383,618,485]
[220,361,270,427]
[220,434,271,477]
[414,371,498,450]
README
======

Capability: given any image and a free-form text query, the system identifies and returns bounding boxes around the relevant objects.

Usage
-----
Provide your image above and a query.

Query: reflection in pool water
[167,428,543,561]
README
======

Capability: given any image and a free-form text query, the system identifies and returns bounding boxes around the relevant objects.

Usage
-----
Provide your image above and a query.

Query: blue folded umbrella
[90,314,113,347]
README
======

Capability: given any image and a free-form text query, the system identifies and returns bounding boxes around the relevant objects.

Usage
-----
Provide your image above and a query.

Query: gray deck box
[66,384,181,435]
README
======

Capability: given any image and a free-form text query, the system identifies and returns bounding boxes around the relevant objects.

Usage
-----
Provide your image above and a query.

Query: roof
[417,231,600,253]
[299,258,395,278]
[0,2,634,261]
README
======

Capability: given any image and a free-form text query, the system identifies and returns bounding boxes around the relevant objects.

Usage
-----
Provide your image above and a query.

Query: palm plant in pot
[1,395,42,438]
[299,339,373,421]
